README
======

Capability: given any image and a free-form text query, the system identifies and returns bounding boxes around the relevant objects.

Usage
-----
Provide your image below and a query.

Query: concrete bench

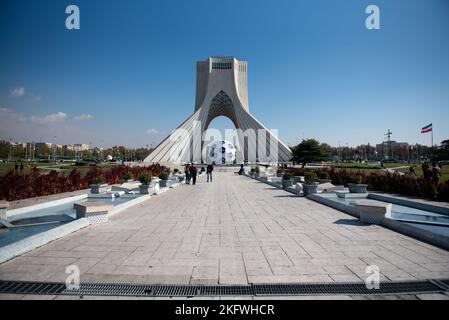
[74,202,113,224]
[355,200,392,225]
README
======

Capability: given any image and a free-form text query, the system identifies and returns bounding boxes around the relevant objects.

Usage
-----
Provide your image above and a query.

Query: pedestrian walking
[184,163,190,184]
[431,162,441,185]
[422,162,431,180]
[189,163,197,185]
[206,163,214,182]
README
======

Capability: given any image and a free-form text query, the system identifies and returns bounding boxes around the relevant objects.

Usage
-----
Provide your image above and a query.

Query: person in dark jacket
[189,163,197,185]
[184,164,190,184]
[422,162,431,180]
[206,164,214,182]
[431,162,441,185]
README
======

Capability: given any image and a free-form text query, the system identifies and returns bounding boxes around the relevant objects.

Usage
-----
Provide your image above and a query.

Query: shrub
[348,175,363,185]
[318,171,330,180]
[95,176,105,184]
[283,172,292,180]
[139,173,152,185]
[305,171,318,184]
[255,166,260,174]
[123,172,133,181]
[173,168,179,174]
[437,181,449,202]
[159,171,169,180]
[250,168,255,173]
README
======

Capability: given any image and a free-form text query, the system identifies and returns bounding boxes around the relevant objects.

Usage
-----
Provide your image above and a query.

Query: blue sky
[1,0,448,148]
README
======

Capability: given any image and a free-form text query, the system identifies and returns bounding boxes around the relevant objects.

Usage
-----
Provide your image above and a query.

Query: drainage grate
[198,285,253,296]
[253,281,442,296]
[0,281,65,295]
[0,280,447,297]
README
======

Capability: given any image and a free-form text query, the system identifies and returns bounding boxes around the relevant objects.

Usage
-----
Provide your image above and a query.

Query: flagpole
[431,124,434,147]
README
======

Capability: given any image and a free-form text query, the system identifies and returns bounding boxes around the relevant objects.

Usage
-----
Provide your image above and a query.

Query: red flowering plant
[0,164,166,201]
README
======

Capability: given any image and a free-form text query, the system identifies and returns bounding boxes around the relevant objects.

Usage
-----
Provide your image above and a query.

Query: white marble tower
[144,57,292,164]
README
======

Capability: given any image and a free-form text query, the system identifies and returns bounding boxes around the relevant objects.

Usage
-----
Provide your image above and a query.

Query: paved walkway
[1,172,449,287]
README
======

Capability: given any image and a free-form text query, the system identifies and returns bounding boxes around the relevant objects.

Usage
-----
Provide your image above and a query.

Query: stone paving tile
[1,172,449,287]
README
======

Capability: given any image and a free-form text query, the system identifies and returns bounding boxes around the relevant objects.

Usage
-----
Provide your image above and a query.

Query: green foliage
[282,172,292,180]
[123,171,133,180]
[95,176,104,184]
[255,166,260,174]
[304,171,318,184]
[159,171,169,180]
[139,172,152,185]
[318,171,330,180]
[291,139,331,167]
[435,139,449,161]
[349,175,363,184]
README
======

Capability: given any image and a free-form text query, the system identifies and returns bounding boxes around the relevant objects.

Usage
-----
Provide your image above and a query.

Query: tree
[435,139,449,161]
[291,139,331,168]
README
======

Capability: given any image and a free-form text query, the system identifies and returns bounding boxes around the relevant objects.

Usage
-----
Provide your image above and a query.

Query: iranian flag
[421,123,432,134]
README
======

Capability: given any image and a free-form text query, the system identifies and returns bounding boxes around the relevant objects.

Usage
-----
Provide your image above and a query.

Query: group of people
[422,162,442,185]
[184,163,214,185]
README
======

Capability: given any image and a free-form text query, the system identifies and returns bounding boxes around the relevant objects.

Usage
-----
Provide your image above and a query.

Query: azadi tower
[144,57,292,164]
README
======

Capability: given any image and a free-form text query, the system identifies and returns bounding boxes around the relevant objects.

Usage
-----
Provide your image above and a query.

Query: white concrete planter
[90,183,109,194]
[303,183,319,195]
[348,183,368,193]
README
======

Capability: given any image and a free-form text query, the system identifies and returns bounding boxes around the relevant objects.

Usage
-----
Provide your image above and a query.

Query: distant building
[63,144,89,152]
[376,140,409,160]
[34,142,52,149]
[72,144,89,152]
[9,141,27,148]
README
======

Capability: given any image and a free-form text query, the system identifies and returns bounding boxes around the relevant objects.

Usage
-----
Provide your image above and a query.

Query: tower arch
[144,57,292,164]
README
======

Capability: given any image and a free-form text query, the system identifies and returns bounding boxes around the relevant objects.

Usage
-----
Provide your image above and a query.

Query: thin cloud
[74,114,94,121]
[10,87,25,97]
[146,128,159,135]
[31,112,68,124]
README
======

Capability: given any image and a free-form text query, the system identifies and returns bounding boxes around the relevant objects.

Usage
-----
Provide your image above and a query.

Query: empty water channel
[0,193,144,247]
[309,192,449,248]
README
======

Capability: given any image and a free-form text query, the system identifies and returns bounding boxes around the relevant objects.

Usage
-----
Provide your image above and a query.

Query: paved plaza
[1,172,449,288]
